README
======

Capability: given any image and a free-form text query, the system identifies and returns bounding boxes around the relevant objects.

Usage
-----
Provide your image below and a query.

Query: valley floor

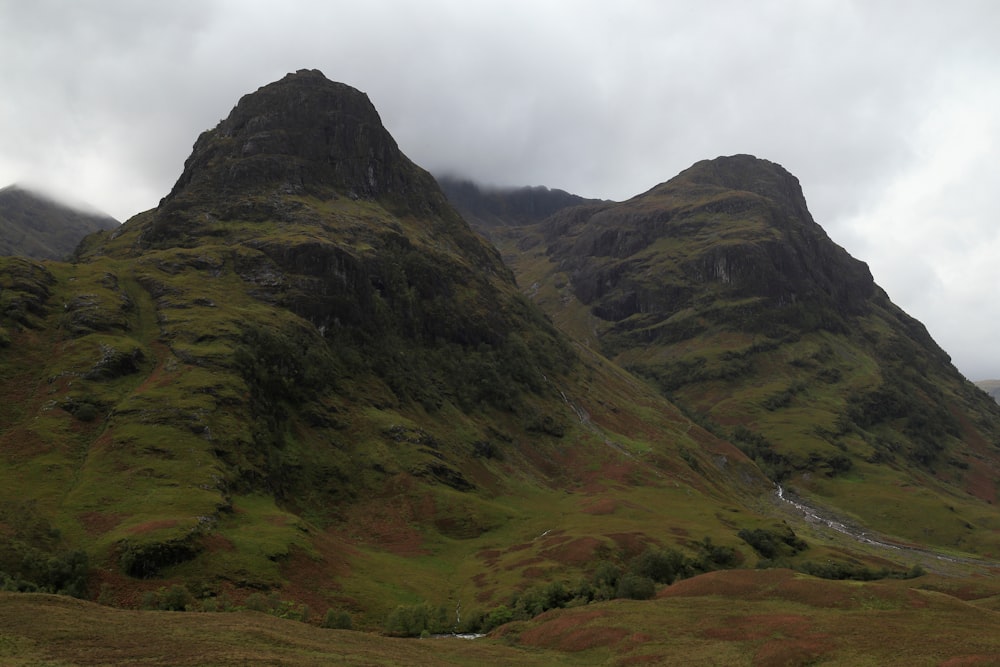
[6,567,1000,666]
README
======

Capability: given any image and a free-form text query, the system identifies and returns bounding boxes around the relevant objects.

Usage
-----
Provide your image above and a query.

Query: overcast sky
[2,1,998,379]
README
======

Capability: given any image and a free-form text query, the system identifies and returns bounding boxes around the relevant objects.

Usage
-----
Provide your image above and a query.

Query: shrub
[738,525,808,560]
[385,604,430,637]
[217,592,234,611]
[160,584,193,611]
[630,547,685,584]
[244,592,270,612]
[41,549,90,598]
[481,605,513,632]
[74,402,99,422]
[322,609,352,629]
[693,537,739,571]
[615,574,656,600]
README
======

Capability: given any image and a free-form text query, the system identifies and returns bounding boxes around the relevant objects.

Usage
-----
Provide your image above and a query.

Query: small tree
[482,605,513,632]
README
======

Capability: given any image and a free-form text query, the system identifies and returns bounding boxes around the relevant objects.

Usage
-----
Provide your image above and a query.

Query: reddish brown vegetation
[199,533,235,553]
[701,614,812,642]
[540,536,603,566]
[581,496,618,515]
[278,541,351,618]
[126,519,179,535]
[518,609,631,652]
[608,532,652,559]
[753,637,831,667]
[78,510,125,535]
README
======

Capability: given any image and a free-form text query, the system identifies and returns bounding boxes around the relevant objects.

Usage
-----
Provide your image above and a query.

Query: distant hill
[976,380,1000,403]
[436,175,603,238]
[0,185,118,260]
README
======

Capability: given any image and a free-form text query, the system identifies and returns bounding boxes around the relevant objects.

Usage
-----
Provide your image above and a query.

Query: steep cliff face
[95,70,535,379]
[165,69,441,210]
[543,155,877,342]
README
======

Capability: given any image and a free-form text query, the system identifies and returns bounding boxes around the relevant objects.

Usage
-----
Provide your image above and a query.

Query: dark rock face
[98,69,569,415]
[128,69,519,343]
[544,155,876,339]
[166,69,437,207]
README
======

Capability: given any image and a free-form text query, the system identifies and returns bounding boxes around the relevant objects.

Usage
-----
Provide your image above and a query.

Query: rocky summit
[4,71,1000,664]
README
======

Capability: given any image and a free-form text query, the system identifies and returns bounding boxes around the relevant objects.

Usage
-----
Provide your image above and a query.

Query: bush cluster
[738,524,808,560]
[796,560,925,581]
[138,586,318,619]
[384,541,742,637]
[0,505,90,599]
[0,549,89,598]
[384,603,452,637]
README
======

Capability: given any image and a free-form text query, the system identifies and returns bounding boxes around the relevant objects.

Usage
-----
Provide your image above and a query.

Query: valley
[2,69,1000,665]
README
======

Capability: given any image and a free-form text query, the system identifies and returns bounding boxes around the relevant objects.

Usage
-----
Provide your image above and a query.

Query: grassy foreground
[5,568,1000,666]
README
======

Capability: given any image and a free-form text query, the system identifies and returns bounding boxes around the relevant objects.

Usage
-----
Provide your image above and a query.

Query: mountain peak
[163,70,439,213]
[657,154,812,222]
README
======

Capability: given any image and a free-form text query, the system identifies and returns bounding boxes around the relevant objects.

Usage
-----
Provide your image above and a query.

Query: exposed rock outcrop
[543,155,877,339]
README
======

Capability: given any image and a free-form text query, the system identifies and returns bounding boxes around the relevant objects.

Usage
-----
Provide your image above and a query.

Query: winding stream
[774,484,997,572]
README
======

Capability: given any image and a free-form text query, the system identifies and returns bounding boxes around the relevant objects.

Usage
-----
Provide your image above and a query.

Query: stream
[774,484,997,572]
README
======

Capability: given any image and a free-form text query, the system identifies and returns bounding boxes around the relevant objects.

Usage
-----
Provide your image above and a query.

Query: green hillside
[4,71,1000,664]
[0,72,782,628]
[484,154,1000,558]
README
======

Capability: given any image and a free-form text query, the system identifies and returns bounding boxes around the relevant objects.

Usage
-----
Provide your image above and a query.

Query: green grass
[5,568,1000,665]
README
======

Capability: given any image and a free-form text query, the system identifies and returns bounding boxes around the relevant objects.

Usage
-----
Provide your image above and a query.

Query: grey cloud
[1,0,999,378]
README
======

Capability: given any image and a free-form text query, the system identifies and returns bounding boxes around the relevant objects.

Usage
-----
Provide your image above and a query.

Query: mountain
[0,185,118,260]
[486,154,1000,556]
[5,71,1000,664]
[435,175,603,238]
[0,71,772,625]
[976,380,1000,403]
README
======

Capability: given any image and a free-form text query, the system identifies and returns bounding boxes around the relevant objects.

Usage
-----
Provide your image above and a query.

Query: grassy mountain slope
[8,71,1000,664]
[484,155,1000,558]
[0,185,118,260]
[0,72,794,628]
